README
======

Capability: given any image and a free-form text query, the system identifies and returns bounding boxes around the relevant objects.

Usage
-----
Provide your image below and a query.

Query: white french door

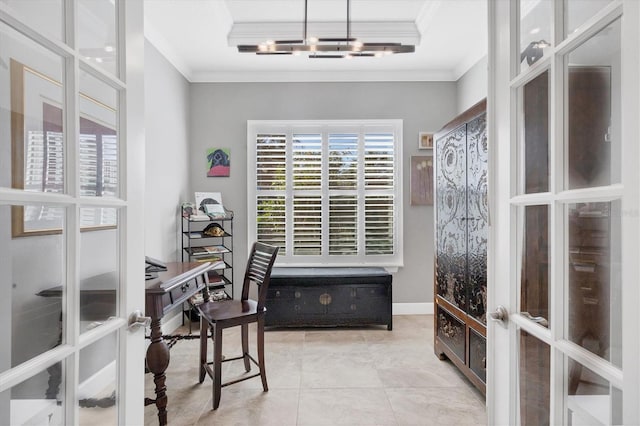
[0,1,146,425]
[488,0,640,424]
[488,0,640,425]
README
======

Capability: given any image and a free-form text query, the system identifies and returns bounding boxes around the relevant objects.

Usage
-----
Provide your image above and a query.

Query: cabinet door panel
[436,125,468,311]
[466,114,488,324]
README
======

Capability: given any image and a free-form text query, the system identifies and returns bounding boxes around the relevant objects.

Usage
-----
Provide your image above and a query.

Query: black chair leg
[199,318,208,383]
[213,325,223,410]
[257,316,268,392]
[241,323,250,372]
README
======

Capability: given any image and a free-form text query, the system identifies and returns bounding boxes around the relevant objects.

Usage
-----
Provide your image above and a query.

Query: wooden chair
[197,242,279,409]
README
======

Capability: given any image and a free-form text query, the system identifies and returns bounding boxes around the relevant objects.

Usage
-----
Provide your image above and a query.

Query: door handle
[521,311,549,327]
[489,305,508,323]
[128,309,151,330]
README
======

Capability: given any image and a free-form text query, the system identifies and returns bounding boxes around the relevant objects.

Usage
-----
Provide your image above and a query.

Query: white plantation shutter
[256,195,286,251]
[329,133,358,189]
[329,195,357,255]
[256,134,286,190]
[364,133,395,188]
[293,133,322,189]
[293,195,322,255]
[365,195,394,254]
[248,120,403,267]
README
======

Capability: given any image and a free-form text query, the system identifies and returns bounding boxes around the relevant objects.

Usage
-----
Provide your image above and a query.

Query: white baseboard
[161,310,185,334]
[78,360,116,399]
[392,302,434,315]
[162,304,432,333]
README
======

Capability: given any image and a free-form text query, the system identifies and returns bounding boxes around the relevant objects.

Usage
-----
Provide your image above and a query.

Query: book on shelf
[188,232,203,238]
[189,245,228,256]
[189,247,208,255]
[201,245,229,254]
[195,255,222,263]
[208,271,225,284]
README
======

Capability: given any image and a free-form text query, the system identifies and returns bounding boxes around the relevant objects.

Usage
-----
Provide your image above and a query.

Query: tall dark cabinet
[433,99,488,394]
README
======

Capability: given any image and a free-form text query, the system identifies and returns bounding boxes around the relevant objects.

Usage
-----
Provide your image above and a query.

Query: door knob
[489,305,508,323]
[128,309,151,330]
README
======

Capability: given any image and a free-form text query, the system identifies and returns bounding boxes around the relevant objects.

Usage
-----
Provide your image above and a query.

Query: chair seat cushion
[198,299,261,322]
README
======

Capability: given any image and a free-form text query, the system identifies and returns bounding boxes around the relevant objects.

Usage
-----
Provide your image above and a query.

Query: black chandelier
[237,0,415,58]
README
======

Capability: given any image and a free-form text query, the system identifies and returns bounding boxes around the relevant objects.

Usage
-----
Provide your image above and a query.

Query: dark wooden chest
[265,267,392,330]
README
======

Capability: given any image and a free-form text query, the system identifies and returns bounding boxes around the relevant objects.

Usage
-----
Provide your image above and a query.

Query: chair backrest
[241,242,279,310]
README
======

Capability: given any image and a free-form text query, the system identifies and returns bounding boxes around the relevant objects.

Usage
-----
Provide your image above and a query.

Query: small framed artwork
[418,132,434,150]
[207,148,230,177]
[410,155,434,206]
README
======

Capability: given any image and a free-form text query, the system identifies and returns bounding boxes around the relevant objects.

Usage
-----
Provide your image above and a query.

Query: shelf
[182,211,233,299]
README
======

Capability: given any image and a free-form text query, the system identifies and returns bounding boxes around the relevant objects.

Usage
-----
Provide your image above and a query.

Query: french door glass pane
[1,361,66,425]
[519,329,550,426]
[79,208,119,334]
[520,205,550,328]
[0,1,63,42]
[78,0,117,76]
[567,201,622,367]
[566,0,615,38]
[79,72,119,199]
[1,204,65,374]
[520,71,549,194]
[519,0,552,72]
[566,357,622,425]
[566,18,620,190]
[2,22,65,195]
[78,332,118,425]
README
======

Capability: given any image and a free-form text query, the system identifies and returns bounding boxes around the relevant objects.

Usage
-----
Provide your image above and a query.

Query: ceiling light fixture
[237,0,415,58]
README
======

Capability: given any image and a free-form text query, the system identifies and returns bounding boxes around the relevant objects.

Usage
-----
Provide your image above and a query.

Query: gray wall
[188,82,457,303]
[144,41,191,262]
[457,56,488,114]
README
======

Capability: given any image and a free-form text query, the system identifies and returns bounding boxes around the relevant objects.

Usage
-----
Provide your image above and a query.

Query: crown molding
[228,21,421,46]
[144,16,194,81]
[189,69,456,83]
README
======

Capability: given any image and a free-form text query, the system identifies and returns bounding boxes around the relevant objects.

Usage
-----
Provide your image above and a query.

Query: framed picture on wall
[418,132,434,150]
[410,155,434,205]
[206,148,230,177]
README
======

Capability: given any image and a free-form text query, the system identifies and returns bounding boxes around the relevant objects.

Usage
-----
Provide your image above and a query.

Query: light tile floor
[144,315,487,426]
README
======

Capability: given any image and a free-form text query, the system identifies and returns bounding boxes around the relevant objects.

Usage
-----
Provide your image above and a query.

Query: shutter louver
[102,134,118,197]
[365,195,394,254]
[293,195,321,255]
[257,195,286,252]
[293,133,322,189]
[364,133,395,188]
[329,195,357,255]
[329,133,358,189]
[256,134,286,190]
[80,134,98,196]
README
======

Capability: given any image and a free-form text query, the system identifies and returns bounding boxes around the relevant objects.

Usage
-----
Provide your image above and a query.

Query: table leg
[144,318,170,426]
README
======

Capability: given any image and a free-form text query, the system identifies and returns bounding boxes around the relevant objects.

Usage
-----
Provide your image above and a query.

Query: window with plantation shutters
[248,120,403,267]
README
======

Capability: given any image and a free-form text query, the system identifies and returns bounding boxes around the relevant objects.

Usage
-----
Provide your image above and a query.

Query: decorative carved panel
[437,306,465,362]
[466,113,488,324]
[435,125,467,311]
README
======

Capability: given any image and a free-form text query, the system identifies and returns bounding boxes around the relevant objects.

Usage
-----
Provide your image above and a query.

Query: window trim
[247,119,404,267]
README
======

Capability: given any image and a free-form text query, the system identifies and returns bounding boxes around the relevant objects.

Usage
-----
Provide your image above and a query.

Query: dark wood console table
[144,262,211,425]
[38,262,212,426]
